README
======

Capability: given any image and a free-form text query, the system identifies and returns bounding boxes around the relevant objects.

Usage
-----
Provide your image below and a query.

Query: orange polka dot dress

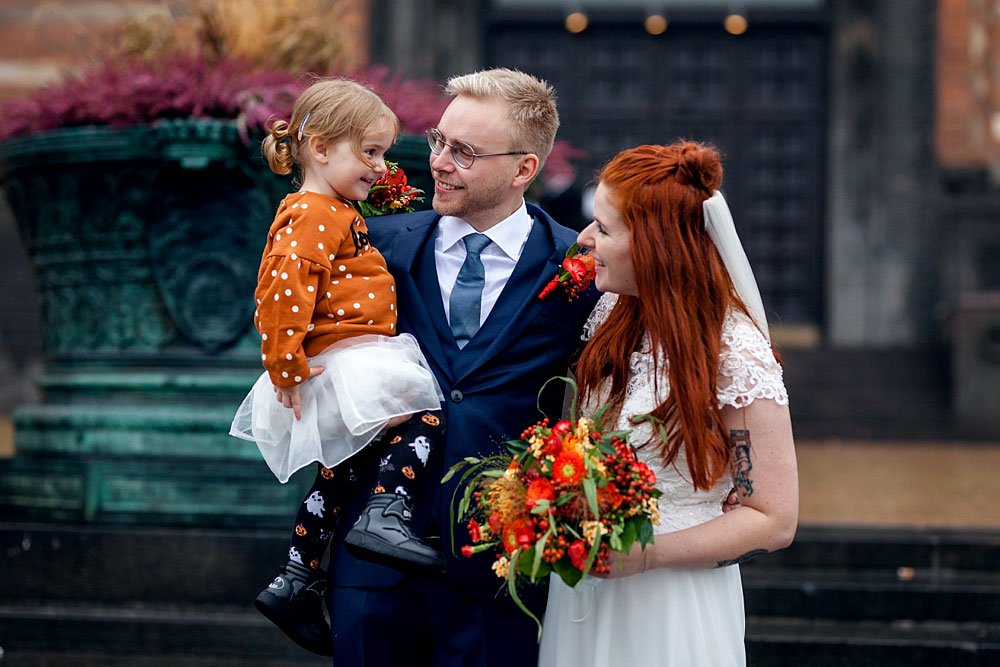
[253,191,396,388]
[231,191,443,483]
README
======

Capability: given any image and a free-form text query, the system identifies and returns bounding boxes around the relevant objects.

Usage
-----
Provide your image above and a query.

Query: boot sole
[344,529,446,575]
[254,589,334,657]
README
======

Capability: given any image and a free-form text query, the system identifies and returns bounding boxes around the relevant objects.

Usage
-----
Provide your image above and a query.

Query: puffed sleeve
[255,255,329,387]
[716,311,789,409]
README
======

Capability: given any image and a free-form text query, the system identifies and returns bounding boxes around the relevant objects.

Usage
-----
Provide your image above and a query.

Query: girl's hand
[273,366,325,420]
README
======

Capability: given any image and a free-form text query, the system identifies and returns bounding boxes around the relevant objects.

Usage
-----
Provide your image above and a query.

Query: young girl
[229,78,445,657]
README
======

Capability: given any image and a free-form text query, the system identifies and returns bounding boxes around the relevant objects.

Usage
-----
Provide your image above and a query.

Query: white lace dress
[538,293,789,667]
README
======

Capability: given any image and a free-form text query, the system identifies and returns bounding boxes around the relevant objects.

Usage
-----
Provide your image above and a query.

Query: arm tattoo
[730,429,754,497]
[716,548,769,568]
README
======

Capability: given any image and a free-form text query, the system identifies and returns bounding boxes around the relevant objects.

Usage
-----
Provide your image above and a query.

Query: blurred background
[0,0,998,665]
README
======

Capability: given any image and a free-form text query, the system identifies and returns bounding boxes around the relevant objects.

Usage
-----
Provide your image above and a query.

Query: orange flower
[502,519,535,554]
[598,482,623,509]
[526,478,556,509]
[552,452,585,486]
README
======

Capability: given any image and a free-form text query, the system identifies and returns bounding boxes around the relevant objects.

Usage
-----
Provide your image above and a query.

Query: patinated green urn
[0,119,431,526]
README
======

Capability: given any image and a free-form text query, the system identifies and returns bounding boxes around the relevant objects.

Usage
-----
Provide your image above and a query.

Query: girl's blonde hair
[262,77,400,176]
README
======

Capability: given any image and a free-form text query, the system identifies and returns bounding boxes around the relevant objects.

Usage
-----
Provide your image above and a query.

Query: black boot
[344,493,445,573]
[254,561,333,657]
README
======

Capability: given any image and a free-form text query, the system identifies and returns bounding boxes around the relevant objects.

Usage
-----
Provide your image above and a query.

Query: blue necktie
[449,233,491,349]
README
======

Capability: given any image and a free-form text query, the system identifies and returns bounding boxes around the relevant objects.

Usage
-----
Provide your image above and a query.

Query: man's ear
[308,136,330,165]
[511,153,541,189]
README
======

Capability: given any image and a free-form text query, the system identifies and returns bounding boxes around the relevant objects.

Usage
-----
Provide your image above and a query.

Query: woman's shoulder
[717,309,788,408]
[582,292,619,340]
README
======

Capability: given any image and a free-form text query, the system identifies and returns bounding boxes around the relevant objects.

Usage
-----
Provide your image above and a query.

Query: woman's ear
[308,136,330,165]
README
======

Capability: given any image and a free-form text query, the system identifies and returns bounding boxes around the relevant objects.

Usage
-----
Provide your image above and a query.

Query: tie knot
[463,233,491,257]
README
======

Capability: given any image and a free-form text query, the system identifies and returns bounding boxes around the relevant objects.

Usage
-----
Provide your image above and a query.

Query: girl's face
[306,121,395,201]
[577,182,637,297]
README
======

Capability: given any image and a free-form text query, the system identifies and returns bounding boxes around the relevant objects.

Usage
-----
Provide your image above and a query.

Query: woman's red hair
[575,142,749,491]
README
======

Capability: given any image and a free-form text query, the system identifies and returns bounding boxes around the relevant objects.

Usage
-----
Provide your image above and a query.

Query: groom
[325,68,599,665]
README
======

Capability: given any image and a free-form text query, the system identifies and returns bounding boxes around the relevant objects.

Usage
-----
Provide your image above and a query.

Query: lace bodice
[582,293,788,534]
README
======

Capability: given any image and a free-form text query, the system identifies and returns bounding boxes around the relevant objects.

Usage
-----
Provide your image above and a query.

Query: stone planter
[0,120,431,526]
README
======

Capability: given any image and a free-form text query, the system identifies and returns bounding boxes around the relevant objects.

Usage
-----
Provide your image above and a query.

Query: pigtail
[262,118,294,175]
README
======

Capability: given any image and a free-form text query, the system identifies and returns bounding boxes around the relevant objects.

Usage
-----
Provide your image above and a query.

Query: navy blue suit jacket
[327,203,599,601]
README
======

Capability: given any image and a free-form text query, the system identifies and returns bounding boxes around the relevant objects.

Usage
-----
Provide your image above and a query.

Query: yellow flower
[492,556,510,579]
[581,520,608,545]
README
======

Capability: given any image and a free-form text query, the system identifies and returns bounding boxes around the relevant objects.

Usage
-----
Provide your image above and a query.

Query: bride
[538,142,798,667]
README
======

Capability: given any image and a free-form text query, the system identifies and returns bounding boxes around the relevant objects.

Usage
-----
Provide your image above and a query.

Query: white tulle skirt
[538,565,745,667]
[229,333,443,483]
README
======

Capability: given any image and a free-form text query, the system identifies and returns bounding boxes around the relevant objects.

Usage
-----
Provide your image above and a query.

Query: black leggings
[286,410,445,570]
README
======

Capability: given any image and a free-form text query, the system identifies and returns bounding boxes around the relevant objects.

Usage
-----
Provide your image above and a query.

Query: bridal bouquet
[354,161,424,216]
[444,380,661,633]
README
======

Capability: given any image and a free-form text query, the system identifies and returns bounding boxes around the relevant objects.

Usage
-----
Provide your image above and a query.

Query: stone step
[743,568,1000,622]
[745,616,1000,667]
[743,525,1000,572]
[0,523,290,606]
[0,602,327,666]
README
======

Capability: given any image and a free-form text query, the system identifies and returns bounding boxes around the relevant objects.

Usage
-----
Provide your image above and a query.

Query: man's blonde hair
[445,68,559,171]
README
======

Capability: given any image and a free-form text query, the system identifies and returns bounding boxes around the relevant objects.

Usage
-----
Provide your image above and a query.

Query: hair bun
[674,142,722,194]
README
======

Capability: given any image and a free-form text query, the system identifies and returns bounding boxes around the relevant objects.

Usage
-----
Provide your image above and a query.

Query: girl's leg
[372,410,443,498]
[255,460,359,657]
[288,463,358,570]
[345,410,446,572]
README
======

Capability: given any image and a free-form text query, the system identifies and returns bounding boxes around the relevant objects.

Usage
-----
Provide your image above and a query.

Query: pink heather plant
[0,54,447,143]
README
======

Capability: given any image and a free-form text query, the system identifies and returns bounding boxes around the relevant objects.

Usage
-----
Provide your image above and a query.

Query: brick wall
[936,0,1000,169]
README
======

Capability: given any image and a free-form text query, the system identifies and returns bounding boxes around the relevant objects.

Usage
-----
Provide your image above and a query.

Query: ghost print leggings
[287,410,445,570]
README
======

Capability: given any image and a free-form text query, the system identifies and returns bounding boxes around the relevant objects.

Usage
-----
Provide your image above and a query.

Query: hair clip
[297,112,310,141]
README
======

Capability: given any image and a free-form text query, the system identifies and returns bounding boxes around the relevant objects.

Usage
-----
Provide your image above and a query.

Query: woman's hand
[273,366,325,420]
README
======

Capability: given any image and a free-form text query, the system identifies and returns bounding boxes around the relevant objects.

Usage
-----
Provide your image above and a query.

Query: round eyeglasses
[426,128,530,169]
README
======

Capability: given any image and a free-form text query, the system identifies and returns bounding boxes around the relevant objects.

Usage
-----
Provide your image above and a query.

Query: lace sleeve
[582,292,619,341]
[717,310,789,408]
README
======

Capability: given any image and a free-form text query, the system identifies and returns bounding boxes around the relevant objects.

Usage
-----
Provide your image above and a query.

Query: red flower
[461,545,475,558]
[552,420,573,437]
[542,434,562,457]
[552,452,586,486]
[526,478,556,509]
[568,540,588,570]
[467,518,482,542]
[538,248,596,300]
[562,256,591,282]
[502,519,535,554]
[488,511,503,535]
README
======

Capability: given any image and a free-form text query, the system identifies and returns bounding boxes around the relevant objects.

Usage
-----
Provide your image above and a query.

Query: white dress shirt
[435,201,534,329]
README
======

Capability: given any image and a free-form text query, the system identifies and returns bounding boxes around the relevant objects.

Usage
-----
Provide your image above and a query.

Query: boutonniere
[538,243,596,301]
[354,161,425,217]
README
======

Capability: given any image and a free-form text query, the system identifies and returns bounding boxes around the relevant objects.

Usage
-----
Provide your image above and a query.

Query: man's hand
[722,487,741,513]
[273,366,325,420]
[383,413,414,430]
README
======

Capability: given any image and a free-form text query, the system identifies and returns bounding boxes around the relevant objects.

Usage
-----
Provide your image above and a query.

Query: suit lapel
[381,213,454,382]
